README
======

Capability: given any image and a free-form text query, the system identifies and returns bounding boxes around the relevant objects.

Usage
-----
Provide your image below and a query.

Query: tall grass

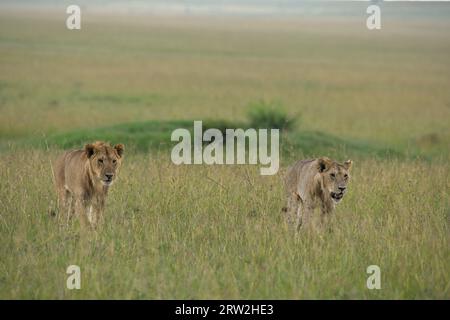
[0,9,449,300]
[0,150,448,299]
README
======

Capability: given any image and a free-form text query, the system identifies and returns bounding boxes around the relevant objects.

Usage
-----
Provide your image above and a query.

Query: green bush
[246,100,298,131]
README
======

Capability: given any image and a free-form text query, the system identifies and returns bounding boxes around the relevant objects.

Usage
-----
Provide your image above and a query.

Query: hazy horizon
[1,0,450,18]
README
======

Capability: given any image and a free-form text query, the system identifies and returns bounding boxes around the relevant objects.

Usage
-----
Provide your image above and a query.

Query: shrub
[246,100,298,131]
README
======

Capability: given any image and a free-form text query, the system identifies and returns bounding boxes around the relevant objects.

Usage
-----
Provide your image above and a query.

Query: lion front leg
[74,197,91,229]
[89,198,105,229]
[319,203,334,231]
[319,212,330,229]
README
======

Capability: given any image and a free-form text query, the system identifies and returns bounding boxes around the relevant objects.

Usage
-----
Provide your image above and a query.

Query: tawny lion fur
[284,157,352,230]
[53,141,124,228]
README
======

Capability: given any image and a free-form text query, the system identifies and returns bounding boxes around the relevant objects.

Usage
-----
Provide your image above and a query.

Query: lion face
[85,141,124,187]
[318,158,352,204]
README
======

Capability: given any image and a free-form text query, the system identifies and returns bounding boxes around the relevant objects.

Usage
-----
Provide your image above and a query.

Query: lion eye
[112,159,117,164]
[344,174,348,179]
[98,159,104,164]
[330,173,336,178]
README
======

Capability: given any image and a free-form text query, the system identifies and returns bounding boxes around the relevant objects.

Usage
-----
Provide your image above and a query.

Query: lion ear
[318,157,332,172]
[344,159,353,170]
[114,144,125,158]
[84,143,95,158]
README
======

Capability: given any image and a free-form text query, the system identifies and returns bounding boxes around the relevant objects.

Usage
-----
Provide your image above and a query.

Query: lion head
[318,157,352,204]
[84,141,124,187]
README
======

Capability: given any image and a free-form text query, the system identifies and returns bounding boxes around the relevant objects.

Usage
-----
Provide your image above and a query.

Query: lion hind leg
[295,203,303,231]
[284,193,299,225]
[298,203,313,231]
[57,187,72,226]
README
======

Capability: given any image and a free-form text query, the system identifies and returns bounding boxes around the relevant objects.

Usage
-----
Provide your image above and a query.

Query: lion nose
[105,173,114,180]
[338,186,346,192]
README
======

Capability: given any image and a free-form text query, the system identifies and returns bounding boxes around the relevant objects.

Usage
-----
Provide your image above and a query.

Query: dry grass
[0,8,449,299]
[0,150,448,299]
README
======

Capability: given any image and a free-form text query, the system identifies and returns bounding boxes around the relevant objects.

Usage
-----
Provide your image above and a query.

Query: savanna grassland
[0,5,449,299]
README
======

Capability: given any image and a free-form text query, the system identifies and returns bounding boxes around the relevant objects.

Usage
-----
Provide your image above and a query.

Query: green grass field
[0,7,449,299]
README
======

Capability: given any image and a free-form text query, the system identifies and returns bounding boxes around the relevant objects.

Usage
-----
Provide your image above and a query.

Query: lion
[53,141,124,228]
[284,157,352,230]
